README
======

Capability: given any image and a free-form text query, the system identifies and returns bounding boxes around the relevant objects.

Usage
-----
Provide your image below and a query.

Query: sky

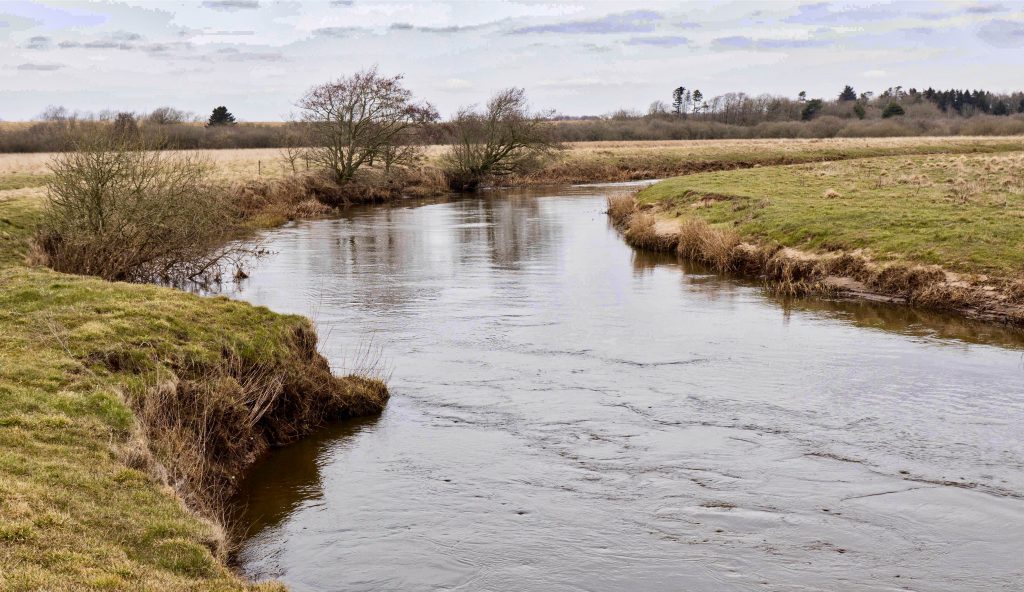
[1,0,1023,121]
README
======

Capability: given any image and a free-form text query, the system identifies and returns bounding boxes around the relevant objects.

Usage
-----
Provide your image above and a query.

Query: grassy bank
[0,171,387,589]
[618,151,1024,323]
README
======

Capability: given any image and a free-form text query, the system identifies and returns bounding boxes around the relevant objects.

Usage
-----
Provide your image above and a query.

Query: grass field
[637,152,1024,277]
[3,136,1024,192]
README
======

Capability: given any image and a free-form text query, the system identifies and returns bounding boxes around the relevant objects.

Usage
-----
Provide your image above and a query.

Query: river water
[228,185,1024,592]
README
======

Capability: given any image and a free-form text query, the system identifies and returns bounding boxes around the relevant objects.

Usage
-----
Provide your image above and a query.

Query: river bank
[0,179,387,590]
[610,151,1024,325]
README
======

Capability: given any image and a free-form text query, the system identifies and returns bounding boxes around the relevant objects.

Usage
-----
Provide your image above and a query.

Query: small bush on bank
[35,125,254,284]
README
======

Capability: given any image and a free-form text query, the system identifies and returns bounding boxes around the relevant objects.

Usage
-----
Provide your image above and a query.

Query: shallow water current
[228,185,1024,592]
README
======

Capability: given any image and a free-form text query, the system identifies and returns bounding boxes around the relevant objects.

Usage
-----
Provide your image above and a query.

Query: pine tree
[207,106,236,126]
[691,89,703,114]
[838,85,857,101]
[672,87,686,115]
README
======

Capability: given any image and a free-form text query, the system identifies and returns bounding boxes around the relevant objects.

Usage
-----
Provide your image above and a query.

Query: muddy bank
[607,194,1024,326]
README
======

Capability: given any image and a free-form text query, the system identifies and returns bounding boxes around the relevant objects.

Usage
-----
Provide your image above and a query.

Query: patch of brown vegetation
[117,321,388,557]
[608,195,1024,324]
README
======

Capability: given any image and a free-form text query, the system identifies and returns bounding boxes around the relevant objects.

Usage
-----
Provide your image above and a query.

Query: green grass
[0,263,299,591]
[638,152,1024,277]
[0,173,49,192]
[0,177,314,590]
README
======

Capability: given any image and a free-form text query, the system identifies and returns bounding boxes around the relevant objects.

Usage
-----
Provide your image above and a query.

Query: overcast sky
[1,0,1022,121]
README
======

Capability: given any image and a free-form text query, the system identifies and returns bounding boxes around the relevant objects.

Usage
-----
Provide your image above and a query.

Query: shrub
[441,88,560,191]
[882,103,906,118]
[36,126,254,284]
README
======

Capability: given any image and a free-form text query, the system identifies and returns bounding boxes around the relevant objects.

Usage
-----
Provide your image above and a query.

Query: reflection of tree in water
[289,190,563,315]
[456,192,556,270]
[232,415,381,541]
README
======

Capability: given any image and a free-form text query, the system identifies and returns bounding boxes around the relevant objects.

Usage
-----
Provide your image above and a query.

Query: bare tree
[146,106,192,125]
[277,120,309,174]
[441,88,560,191]
[298,67,436,184]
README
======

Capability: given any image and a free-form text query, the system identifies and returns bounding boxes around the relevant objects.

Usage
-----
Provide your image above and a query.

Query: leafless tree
[277,120,309,174]
[146,106,192,125]
[441,87,560,191]
[297,67,437,184]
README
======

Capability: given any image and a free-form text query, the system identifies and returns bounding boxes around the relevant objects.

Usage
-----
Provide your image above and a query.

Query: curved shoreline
[608,194,1024,327]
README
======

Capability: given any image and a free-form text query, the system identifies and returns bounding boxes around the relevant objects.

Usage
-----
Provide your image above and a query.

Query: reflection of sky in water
[230,188,1024,592]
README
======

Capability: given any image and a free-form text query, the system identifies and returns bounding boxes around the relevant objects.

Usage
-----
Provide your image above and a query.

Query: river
[227,184,1024,592]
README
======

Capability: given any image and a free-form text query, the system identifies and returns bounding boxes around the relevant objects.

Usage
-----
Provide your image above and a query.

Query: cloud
[389,22,483,33]
[713,35,754,49]
[863,69,888,78]
[511,10,661,34]
[438,78,473,90]
[58,40,134,50]
[312,26,364,37]
[213,47,285,61]
[17,63,64,71]
[978,19,1024,47]
[965,3,1006,14]
[785,2,898,24]
[201,0,260,10]
[712,35,828,50]
[23,35,50,49]
[626,35,688,47]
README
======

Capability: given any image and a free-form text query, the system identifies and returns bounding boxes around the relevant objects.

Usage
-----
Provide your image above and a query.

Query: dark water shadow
[231,414,382,542]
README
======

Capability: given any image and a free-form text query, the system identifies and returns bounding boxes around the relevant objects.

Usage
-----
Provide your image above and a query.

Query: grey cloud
[389,22,485,33]
[965,3,1005,14]
[202,0,260,10]
[785,2,900,24]
[313,26,365,37]
[59,40,134,50]
[511,10,661,34]
[978,19,1024,47]
[24,35,50,49]
[111,31,143,41]
[713,35,754,49]
[712,35,828,49]
[626,35,688,47]
[330,0,353,5]
[18,63,64,71]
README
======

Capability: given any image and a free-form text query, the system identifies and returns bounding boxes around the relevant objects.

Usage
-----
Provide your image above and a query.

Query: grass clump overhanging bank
[609,151,1024,323]
[0,134,388,589]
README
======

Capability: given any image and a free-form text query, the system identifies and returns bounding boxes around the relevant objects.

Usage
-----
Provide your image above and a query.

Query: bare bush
[37,126,256,284]
[146,106,194,125]
[298,67,437,184]
[441,87,560,191]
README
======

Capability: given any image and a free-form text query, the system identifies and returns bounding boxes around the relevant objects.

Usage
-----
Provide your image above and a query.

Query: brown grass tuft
[606,194,636,226]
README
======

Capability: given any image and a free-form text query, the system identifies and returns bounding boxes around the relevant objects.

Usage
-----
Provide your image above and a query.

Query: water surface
[229,185,1024,592]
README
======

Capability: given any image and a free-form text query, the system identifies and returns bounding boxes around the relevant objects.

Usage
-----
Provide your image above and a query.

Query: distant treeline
[3,85,1024,152]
